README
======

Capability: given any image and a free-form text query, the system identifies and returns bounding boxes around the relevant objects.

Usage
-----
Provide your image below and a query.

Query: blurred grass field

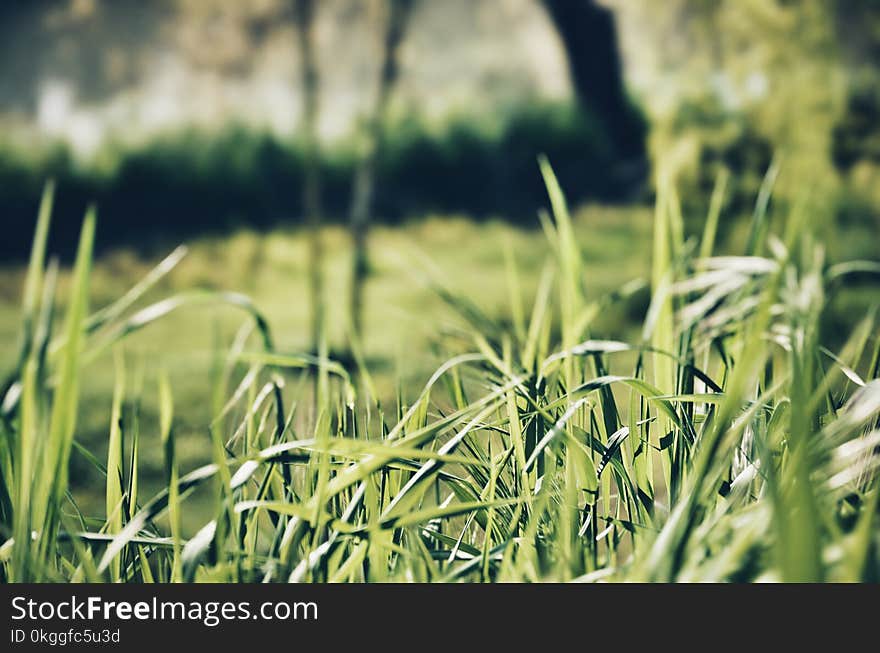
[3,205,656,524]
[4,165,880,583]
[1,192,876,537]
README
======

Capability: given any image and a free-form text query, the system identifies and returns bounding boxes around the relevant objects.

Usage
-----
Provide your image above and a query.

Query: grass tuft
[1,163,879,583]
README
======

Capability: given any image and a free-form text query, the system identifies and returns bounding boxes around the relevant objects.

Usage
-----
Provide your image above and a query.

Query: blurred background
[0,0,878,524]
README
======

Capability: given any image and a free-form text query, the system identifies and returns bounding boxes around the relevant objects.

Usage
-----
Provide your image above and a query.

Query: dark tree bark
[348,0,414,341]
[540,0,646,161]
[296,0,324,356]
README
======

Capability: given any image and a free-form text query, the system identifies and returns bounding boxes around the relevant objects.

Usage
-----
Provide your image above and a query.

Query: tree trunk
[540,0,645,161]
[296,0,324,356]
[349,0,414,341]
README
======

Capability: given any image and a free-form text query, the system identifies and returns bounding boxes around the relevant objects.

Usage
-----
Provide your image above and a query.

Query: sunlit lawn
[0,206,653,524]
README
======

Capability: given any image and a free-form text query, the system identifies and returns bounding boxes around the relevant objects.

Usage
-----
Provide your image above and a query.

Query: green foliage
[0,101,639,262]
[660,95,774,237]
[1,166,879,583]
[833,78,880,172]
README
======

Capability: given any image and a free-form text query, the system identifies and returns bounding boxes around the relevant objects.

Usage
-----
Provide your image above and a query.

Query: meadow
[1,162,879,582]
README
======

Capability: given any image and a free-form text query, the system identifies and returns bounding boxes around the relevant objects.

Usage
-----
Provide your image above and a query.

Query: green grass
[0,203,653,528]
[1,168,879,582]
